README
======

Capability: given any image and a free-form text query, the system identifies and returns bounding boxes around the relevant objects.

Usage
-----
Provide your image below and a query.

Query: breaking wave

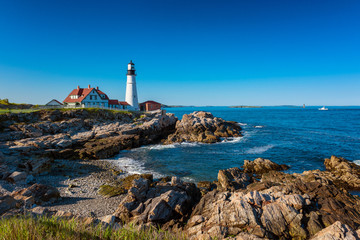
[110,157,164,179]
[245,145,274,154]
[353,160,360,166]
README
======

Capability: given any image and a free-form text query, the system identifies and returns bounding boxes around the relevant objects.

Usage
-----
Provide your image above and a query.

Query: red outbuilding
[139,100,162,112]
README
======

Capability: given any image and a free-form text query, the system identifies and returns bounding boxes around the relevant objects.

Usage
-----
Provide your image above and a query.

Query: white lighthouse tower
[125,60,139,110]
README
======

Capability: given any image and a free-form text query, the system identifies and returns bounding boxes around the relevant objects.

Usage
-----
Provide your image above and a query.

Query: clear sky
[0,0,359,106]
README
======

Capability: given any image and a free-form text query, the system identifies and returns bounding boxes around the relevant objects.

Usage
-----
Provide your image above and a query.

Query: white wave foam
[238,122,247,126]
[353,160,360,166]
[182,176,196,183]
[110,157,164,178]
[245,145,274,154]
[147,144,177,150]
[179,142,203,147]
[254,125,264,128]
[220,137,243,144]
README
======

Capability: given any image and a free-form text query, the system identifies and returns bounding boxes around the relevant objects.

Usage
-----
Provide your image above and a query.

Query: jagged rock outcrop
[324,155,360,190]
[0,109,177,166]
[310,221,360,240]
[114,176,201,226]
[11,183,60,205]
[78,112,177,159]
[260,170,360,230]
[164,111,242,144]
[0,184,60,215]
[186,190,310,239]
[217,167,253,191]
[242,158,289,175]
[185,158,360,239]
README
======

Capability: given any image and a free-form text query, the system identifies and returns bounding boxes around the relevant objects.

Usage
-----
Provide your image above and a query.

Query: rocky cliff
[109,156,360,239]
[0,110,243,181]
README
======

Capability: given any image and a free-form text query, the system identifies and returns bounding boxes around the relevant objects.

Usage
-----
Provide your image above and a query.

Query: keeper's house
[63,85,129,109]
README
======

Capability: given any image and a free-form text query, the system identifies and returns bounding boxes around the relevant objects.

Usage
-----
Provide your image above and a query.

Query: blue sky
[0,0,359,106]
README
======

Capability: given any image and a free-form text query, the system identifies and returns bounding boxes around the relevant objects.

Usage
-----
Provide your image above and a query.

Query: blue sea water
[111,106,360,182]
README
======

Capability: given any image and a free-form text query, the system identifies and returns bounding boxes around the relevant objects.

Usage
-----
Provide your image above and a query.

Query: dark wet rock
[164,111,242,144]
[78,135,140,160]
[242,158,289,175]
[0,195,17,215]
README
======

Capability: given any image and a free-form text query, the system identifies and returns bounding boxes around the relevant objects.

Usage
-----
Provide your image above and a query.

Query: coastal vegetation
[0,215,185,240]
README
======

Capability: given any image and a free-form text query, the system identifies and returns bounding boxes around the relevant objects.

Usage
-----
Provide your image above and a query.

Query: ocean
[110,106,360,182]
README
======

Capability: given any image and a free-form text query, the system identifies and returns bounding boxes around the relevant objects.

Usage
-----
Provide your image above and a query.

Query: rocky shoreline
[1,109,360,239]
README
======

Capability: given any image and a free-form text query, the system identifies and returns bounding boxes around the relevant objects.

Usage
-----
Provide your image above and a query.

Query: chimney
[77,85,80,89]
[88,84,91,89]
[96,86,99,90]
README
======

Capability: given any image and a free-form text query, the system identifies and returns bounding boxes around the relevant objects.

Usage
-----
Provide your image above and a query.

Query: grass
[0,215,186,240]
[0,107,136,115]
[0,109,39,114]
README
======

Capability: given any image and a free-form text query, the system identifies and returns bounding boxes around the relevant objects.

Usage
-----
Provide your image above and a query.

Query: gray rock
[7,171,27,183]
[310,221,359,240]
[164,111,242,144]
[242,158,289,175]
[217,167,252,191]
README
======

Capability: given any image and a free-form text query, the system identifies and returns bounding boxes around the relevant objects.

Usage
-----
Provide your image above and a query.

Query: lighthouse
[125,60,139,110]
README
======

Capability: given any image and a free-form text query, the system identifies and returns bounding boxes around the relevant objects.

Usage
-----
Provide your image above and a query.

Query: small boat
[319,106,328,111]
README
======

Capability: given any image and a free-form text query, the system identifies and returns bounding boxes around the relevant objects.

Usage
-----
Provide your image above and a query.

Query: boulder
[7,171,27,183]
[99,215,116,226]
[324,155,360,190]
[11,183,60,205]
[164,111,242,144]
[242,158,289,175]
[114,175,201,225]
[310,221,359,240]
[0,195,17,215]
[217,167,252,191]
[0,184,60,216]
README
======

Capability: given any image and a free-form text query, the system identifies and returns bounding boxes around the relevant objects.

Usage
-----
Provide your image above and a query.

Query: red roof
[97,90,109,100]
[63,87,109,103]
[119,101,130,106]
[140,100,161,105]
[108,99,120,105]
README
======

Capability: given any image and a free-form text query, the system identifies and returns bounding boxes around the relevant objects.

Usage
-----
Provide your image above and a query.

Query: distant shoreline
[229,106,262,108]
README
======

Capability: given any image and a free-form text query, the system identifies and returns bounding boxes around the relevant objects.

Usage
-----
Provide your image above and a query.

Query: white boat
[319,106,328,111]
